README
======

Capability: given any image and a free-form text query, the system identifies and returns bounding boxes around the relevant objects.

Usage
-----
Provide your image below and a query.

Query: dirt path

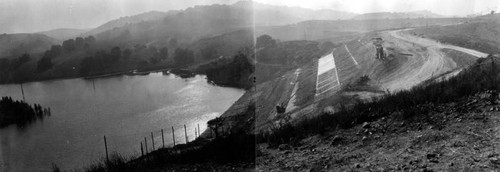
[389,29,487,58]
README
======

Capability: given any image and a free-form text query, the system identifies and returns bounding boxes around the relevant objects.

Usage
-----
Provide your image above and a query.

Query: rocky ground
[256,91,500,171]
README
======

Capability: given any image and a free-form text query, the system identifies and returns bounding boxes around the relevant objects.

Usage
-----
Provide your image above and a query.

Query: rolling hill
[88,2,254,49]
[86,1,357,48]
[410,13,500,54]
[37,28,90,41]
[352,10,444,20]
[237,1,356,26]
[84,11,177,36]
[189,29,253,63]
[256,18,464,42]
[0,33,59,58]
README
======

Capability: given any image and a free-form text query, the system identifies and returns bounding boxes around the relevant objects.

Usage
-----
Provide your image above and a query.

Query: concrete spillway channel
[315,52,341,99]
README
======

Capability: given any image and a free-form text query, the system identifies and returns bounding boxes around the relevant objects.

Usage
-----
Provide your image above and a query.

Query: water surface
[0,72,244,171]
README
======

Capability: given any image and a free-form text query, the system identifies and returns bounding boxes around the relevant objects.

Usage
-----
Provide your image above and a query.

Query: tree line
[38,36,97,73]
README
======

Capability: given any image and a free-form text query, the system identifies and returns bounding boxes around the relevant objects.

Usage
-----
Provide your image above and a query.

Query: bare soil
[257,92,500,171]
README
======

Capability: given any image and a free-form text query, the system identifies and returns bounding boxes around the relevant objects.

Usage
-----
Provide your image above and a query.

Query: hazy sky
[1,0,499,34]
[256,0,500,16]
[0,0,239,33]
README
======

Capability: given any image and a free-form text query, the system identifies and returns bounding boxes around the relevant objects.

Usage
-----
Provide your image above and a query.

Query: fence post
[141,142,144,156]
[144,137,148,153]
[151,132,155,151]
[104,135,109,164]
[195,128,197,139]
[161,129,165,148]
[184,124,188,143]
[172,126,176,146]
[20,83,25,102]
[198,124,200,137]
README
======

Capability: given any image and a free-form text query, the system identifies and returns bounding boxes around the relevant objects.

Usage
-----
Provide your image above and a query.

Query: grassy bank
[79,132,255,172]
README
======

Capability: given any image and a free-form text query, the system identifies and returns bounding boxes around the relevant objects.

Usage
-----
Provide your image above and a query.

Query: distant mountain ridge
[89,2,254,48]
[37,28,90,41]
[84,11,178,36]
[235,1,356,26]
[0,33,59,58]
[352,10,444,20]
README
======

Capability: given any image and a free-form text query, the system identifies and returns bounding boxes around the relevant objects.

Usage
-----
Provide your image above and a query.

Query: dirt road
[380,29,487,91]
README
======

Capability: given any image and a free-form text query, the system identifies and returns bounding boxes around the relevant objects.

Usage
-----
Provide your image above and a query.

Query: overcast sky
[1,0,498,34]
[256,0,499,16]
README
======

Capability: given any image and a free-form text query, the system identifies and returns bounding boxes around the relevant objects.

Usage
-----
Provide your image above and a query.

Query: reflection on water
[0,72,244,171]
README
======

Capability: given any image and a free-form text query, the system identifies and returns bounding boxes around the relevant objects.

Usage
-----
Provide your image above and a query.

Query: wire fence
[100,122,233,163]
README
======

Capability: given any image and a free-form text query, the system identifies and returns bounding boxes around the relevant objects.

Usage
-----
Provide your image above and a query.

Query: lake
[0,72,244,171]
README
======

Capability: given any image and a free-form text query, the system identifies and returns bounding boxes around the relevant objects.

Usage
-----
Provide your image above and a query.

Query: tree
[11,53,31,69]
[320,41,336,53]
[50,45,63,57]
[62,39,75,52]
[134,44,146,53]
[201,45,218,60]
[256,34,276,48]
[75,37,84,48]
[159,47,168,60]
[148,46,159,58]
[0,59,9,72]
[150,57,159,64]
[110,46,121,62]
[84,36,96,44]
[37,54,53,72]
[137,60,149,69]
[18,53,30,63]
[123,48,132,59]
[174,48,195,66]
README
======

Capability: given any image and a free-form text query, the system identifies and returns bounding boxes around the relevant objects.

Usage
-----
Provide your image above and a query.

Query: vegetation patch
[0,96,51,128]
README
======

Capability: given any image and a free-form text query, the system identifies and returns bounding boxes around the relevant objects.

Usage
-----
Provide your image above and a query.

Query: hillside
[89,3,254,49]
[37,28,90,41]
[352,10,444,20]
[256,18,465,42]
[0,33,59,58]
[257,56,500,171]
[410,13,500,54]
[189,29,253,63]
[237,1,356,26]
[84,11,176,36]
[87,1,356,48]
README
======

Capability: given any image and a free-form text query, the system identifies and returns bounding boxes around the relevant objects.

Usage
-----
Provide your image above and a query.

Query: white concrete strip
[318,84,340,95]
[344,44,359,67]
[331,54,341,86]
[317,53,336,75]
[315,52,341,97]
[317,76,336,86]
[285,69,301,113]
